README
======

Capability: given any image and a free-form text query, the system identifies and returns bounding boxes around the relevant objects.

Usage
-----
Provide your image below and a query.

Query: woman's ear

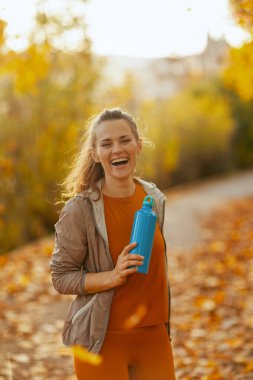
[137,139,142,155]
[91,150,100,163]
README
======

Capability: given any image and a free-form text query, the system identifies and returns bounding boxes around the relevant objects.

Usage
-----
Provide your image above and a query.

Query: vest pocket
[72,293,98,324]
[62,293,98,347]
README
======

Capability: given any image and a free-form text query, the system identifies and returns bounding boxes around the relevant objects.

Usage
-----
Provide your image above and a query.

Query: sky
[0,0,250,58]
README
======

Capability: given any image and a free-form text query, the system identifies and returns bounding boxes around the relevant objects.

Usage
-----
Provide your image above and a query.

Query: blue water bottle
[129,195,157,274]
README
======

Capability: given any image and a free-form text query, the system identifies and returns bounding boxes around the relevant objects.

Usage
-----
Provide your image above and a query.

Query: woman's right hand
[111,242,144,287]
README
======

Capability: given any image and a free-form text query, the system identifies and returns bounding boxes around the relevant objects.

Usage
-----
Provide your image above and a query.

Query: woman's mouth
[111,158,129,167]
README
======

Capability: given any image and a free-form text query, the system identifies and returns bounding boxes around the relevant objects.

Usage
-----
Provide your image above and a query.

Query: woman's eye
[122,139,131,144]
[101,143,110,147]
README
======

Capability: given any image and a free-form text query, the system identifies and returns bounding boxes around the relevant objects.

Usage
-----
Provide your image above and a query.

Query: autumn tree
[230,0,253,33]
[0,0,101,253]
[224,0,253,100]
[139,80,235,189]
[221,1,253,167]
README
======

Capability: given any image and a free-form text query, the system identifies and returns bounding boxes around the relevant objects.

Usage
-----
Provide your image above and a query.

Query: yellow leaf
[225,337,243,349]
[0,255,8,267]
[43,244,53,257]
[244,360,253,373]
[203,371,223,380]
[19,274,30,287]
[209,241,226,253]
[230,230,240,241]
[194,296,216,311]
[123,304,147,328]
[213,291,225,304]
[72,346,103,366]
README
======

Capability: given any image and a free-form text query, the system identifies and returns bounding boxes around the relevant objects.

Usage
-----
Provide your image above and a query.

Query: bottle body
[130,196,157,274]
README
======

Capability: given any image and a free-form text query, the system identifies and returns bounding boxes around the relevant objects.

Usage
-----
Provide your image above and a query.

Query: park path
[165,170,253,379]
[1,169,253,379]
[164,169,253,251]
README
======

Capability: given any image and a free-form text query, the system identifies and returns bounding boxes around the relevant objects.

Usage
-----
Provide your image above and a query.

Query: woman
[50,108,175,380]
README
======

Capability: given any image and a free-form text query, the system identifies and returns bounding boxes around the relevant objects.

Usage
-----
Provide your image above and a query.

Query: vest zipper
[72,293,98,324]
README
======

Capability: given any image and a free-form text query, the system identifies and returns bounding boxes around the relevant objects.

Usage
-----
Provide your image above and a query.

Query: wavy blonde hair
[60,108,144,201]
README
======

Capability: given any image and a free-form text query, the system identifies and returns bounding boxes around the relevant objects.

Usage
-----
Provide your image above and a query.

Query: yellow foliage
[140,99,180,176]
[167,90,234,153]
[163,138,180,171]
[3,43,50,94]
[139,85,234,187]
[0,4,101,253]
[226,1,253,100]
[230,0,253,33]
[223,41,253,101]
[0,156,14,175]
[0,19,7,47]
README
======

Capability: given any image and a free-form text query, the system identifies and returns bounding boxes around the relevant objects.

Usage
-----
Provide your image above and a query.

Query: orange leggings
[74,324,176,380]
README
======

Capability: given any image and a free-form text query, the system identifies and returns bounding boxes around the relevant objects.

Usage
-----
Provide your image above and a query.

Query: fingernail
[141,256,144,259]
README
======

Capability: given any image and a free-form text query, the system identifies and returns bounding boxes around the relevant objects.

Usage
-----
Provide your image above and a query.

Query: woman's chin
[110,167,134,181]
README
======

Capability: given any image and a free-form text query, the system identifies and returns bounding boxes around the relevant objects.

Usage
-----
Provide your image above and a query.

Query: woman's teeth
[111,158,129,166]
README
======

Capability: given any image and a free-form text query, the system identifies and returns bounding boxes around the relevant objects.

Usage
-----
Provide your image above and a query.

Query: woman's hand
[111,242,144,287]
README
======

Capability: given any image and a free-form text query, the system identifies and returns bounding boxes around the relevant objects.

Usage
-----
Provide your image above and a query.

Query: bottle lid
[143,195,154,208]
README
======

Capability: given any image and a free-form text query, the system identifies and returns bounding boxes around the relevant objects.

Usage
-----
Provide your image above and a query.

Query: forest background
[0,0,253,254]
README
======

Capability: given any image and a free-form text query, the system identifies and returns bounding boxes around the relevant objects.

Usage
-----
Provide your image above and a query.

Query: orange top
[103,183,169,330]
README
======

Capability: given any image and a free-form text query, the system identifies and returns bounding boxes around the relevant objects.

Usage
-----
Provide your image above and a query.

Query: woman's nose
[111,142,123,153]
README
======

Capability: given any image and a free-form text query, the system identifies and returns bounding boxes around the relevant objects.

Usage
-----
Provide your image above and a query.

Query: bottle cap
[143,195,154,208]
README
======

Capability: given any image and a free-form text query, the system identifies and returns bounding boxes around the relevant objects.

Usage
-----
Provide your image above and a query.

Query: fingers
[125,260,143,269]
[121,242,137,256]
[124,267,139,275]
[118,258,143,271]
[128,253,144,261]
[115,243,144,285]
[119,244,144,268]
[116,255,143,273]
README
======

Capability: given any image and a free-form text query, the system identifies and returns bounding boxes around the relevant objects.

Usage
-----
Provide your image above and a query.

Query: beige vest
[50,179,171,353]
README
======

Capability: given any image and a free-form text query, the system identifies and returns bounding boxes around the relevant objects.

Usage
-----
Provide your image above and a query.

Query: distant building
[198,33,229,74]
[103,34,230,99]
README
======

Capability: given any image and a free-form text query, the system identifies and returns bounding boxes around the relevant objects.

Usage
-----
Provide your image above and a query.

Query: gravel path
[164,169,253,251]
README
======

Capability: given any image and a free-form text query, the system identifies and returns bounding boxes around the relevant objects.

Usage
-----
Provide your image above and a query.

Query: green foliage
[232,99,253,166]
[223,89,253,167]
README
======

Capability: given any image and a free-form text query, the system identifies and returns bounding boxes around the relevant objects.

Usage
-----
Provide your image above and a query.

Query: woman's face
[92,119,142,182]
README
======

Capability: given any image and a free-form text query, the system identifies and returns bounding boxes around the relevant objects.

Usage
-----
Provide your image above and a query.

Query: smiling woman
[92,118,142,197]
[50,108,176,380]
[59,108,143,199]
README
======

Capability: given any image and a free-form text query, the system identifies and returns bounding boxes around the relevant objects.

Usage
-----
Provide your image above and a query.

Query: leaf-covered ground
[0,197,252,379]
[171,197,253,379]
[0,237,74,380]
